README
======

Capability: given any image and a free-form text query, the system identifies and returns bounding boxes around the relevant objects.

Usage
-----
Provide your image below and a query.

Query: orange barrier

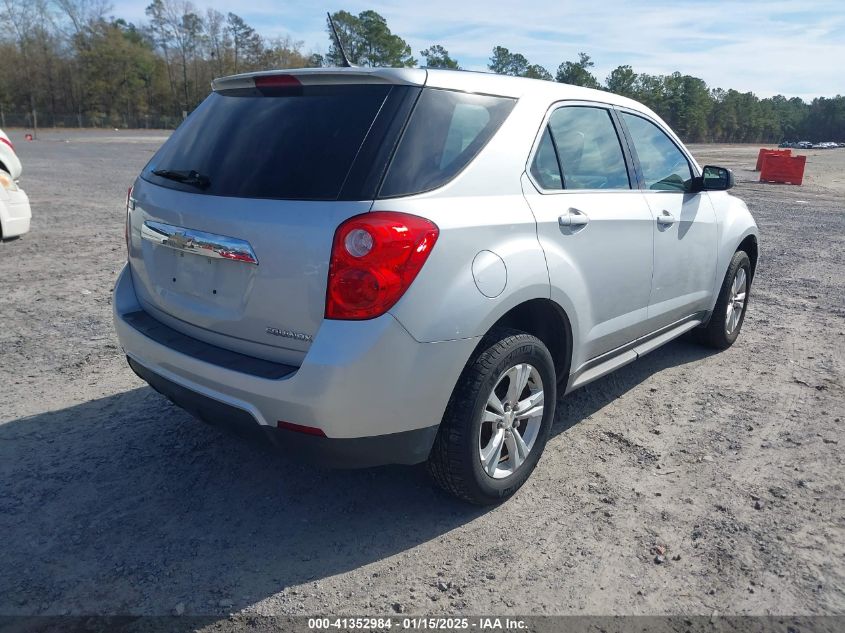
[755,148,791,171]
[760,154,806,186]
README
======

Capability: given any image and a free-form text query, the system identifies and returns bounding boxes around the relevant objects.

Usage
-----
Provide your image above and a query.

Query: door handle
[656,210,676,225]
[559,208,589,228]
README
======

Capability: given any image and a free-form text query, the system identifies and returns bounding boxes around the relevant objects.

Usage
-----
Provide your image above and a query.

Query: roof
[211,66,648,112]
[423,68,643,108]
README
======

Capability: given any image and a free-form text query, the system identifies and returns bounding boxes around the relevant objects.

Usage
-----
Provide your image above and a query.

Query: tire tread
[698,250,751,349]
[427,327,553,505]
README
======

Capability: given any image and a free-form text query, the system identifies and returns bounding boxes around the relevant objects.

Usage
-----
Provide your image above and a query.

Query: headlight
[0,170,18,192]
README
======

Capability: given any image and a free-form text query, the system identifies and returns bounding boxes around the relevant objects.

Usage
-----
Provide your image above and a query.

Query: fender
[708,191,760,312]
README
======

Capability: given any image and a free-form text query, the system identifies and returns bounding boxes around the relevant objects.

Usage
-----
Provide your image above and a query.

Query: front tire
[698,250,751,349]
[427,328,556,505]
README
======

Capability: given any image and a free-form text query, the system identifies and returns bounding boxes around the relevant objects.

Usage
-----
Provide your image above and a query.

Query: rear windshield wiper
[152,169,211,190]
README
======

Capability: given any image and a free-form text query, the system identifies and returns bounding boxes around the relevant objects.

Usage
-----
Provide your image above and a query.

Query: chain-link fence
[0,111,182,130]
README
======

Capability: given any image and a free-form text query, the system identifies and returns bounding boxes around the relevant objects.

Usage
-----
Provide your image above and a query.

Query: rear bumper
[128,357,439,467]
[0,188,31,239]
[113,264,478,466]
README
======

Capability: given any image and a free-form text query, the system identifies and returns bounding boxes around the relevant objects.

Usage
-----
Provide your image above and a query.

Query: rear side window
[379,89,515,198]
[543,106,630,190]
[143,84,392,200]
[530,128,563,190]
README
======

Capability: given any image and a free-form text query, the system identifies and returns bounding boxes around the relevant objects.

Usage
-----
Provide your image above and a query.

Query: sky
[112,0,845,101]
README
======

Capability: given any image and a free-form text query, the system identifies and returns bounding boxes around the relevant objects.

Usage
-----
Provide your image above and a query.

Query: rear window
[143,84,392,200]
[379,89,515,198]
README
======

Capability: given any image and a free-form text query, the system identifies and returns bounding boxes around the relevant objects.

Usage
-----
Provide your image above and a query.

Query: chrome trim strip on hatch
[141,220,259,265]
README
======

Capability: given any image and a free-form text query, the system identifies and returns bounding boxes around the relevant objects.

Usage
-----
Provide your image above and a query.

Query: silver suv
[114,68,759,504]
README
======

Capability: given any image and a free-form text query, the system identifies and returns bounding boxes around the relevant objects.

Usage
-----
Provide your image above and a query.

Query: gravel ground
[0,132,843,619]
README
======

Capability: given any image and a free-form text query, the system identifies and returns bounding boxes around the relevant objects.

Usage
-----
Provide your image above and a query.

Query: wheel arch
[482,298,573,384]
[737,233,759,283]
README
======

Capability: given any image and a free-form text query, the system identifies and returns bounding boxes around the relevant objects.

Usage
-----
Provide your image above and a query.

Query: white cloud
[111,0,845,99]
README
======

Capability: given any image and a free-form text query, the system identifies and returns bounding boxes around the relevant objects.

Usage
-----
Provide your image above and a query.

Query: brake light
[326,212,439,320]
[0,137,14,152]
[125,186,133,256]
[254,74,301,88]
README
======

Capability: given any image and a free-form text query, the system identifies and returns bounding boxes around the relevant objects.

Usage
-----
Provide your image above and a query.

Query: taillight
[125,186,133,256]
[326,212,439,320]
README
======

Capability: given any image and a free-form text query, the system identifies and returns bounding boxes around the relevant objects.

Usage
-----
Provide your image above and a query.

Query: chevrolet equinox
[113,68,759,504]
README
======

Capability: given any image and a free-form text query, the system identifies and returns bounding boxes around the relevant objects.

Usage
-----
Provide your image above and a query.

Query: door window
[621,113,693,192]
[539,106,631,190]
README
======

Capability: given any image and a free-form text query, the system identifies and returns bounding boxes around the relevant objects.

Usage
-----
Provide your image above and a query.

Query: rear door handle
[558,208,589,228]
[656,210,676,225]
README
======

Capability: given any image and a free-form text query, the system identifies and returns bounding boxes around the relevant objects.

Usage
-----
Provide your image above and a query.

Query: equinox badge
[266,327,313,343]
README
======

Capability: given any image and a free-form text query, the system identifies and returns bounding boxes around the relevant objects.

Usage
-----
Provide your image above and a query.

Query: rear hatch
[128,70,422,365]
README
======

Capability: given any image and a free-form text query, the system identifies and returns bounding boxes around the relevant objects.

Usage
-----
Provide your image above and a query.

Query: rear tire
[698,250,751,349]
[427,328,556,505]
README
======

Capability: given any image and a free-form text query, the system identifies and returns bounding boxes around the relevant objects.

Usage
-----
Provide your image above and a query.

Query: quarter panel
[382,94,555,344]
[386,193,551,343]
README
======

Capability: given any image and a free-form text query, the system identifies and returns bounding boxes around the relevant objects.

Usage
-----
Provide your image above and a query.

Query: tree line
[1,2,842,142]
[486,46,843,143]
[0,0,318,128]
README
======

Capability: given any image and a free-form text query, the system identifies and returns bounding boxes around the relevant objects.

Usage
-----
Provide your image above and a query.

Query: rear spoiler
[212,67,427,92]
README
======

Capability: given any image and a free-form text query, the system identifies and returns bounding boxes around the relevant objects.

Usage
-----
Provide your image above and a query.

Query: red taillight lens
[326,212,439,320]
[0,137,14,153]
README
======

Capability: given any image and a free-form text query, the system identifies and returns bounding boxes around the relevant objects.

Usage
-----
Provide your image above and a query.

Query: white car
[0,129,31,240]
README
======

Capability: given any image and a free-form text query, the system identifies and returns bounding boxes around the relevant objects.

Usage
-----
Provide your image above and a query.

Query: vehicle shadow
[0,337,714,616]
[550,335,716,436]
[0,385,485,617]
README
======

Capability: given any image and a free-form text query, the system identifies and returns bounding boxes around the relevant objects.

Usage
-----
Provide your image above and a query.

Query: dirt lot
[0,133,843,619]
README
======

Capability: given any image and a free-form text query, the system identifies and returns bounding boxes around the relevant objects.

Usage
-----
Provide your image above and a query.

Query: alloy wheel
[479,363,545,479]
[725,267,748,335]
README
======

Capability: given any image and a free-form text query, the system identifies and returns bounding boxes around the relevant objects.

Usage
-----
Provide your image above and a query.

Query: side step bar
[568,313,705,391]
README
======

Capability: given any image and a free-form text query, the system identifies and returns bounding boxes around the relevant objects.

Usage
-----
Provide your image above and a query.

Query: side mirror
[692,165,735,192]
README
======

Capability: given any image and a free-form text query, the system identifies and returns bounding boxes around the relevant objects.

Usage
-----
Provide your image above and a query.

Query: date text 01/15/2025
[307,616,528,630]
